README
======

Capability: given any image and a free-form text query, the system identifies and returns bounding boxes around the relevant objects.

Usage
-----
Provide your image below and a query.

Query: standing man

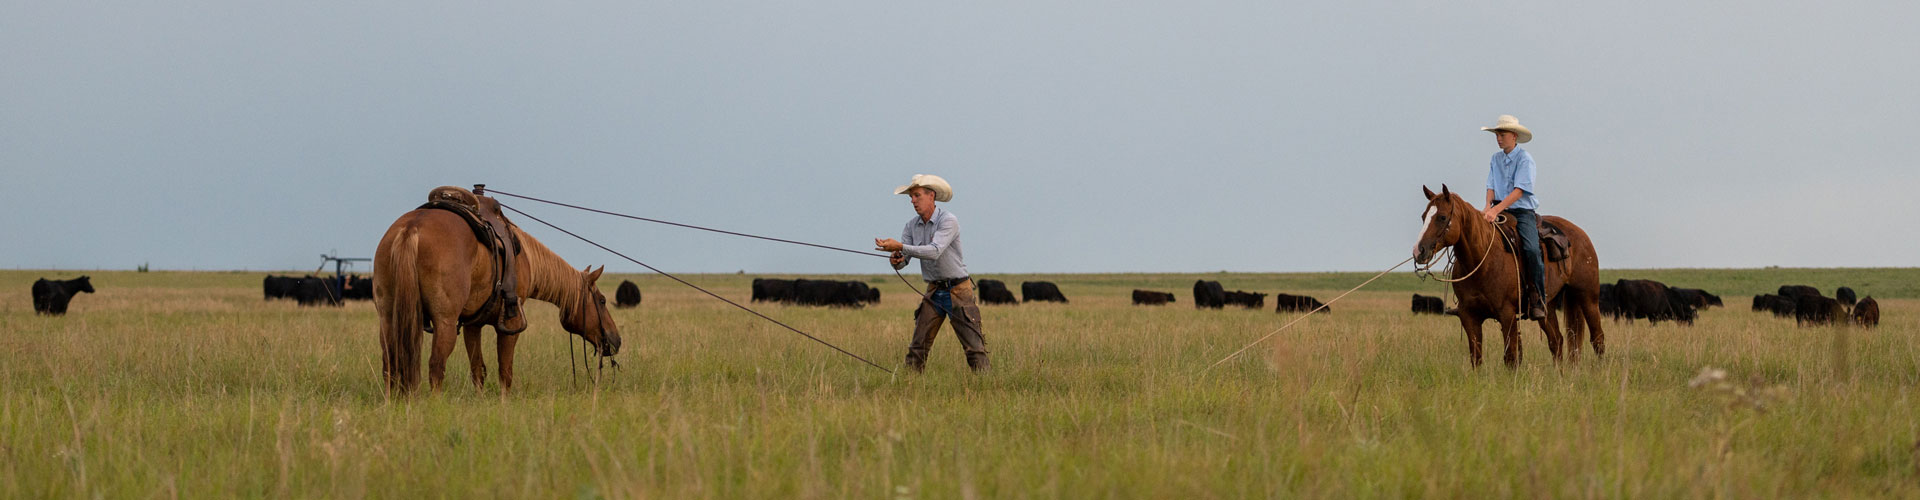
[874,174,990,372]
[1481,114,1547,320]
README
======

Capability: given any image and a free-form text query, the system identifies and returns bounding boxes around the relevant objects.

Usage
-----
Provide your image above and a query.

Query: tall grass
[0,269,1914,498]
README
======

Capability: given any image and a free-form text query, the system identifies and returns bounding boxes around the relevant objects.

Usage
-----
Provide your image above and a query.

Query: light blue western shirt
[1487,147,1538,210]
[893,207,968,282]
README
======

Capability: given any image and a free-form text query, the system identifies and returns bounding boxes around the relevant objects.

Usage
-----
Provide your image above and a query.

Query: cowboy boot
[1524,288,1547,320]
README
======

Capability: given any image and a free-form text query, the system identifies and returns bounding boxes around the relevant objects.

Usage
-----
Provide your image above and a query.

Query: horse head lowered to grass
[374,186,620,394]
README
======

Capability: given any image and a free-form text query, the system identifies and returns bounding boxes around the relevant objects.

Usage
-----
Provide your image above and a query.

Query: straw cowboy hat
[893,174,952,202]
[1480,115,1532,144]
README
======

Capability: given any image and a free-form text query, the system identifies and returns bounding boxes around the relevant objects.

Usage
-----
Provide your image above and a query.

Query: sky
[5,1,1916,275]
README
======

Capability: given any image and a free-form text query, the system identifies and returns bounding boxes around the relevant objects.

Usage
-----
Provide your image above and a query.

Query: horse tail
[378,227,425,393]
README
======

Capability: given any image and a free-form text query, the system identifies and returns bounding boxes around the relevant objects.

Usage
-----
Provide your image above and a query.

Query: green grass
[2,269,1915,498]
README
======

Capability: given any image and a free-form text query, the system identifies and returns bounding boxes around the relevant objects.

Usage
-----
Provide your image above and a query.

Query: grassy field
[2,268,1915,498]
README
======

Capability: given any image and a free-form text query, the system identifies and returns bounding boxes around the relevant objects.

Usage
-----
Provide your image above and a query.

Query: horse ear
[1440,184,1451,197]
[587,266,604,283]
[1422,185,1436,200]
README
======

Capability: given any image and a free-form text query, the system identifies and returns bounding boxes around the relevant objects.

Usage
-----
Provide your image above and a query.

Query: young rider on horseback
[1481,115,1547,320]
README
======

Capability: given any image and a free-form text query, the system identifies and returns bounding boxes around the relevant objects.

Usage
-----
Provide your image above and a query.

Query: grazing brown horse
[1413,185,1605,367]
[375,200,622,394]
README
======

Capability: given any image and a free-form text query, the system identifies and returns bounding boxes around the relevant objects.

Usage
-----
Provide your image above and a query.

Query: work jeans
[907,279,990,372]
[1506,208,1547,298]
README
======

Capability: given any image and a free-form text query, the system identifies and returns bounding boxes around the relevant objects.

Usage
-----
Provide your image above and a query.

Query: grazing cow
[1222,290,1267,309]
[263,275,301,300]
[1021,281,1069,303]
[1273,293,1330,314]
[1852,296,1879,327]
[1131,290,1176,305]
[1750,294,1770,313]
[1192,280,1226,309]
[1668,288,1722,309]
[615,280,642,308]
[1835,287,1857,307]
[975,279,1019,305]
[1794,294,1845,326]
[1760,294,1797,318]
[1411,294,1446,315]
[1610,279,1695,325]
[31,276,95,316]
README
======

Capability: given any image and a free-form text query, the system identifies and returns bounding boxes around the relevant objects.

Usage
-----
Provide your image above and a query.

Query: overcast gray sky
[5,1,1915,274]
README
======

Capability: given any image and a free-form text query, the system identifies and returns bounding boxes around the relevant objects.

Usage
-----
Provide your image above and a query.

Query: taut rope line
[484,188,892,259]
[482,186,971,357]
[496,202,895,374]
[1202,255,1416,372]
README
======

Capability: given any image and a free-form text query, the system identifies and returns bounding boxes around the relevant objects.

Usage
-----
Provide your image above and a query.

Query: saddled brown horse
[375,197,622,393]
[1413,185,1604,367]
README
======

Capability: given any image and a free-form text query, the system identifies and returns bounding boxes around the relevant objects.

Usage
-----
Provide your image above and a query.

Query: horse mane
[509,224,584,308]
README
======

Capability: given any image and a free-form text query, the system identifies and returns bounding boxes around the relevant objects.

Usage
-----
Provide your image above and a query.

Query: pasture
[2,268,1916,498]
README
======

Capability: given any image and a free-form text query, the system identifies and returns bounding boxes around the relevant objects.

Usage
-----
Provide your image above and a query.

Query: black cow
[1611,279,1694,325]
[1223,290,1267,309]
[752,278,796,303]
[342,276,374,300]
[1777,285,1822,301]
[792,279,868,307]
[976,279,1019,305]
[1021,281,1069,303]
[1599,283,1619,319]
[1192,280,1226,309]
[31,276,95,316]
[1132,290,1176,305]
[264,275,300,300]
[749,278,867,307]
[1852,297,1879,327]
[615,280,642,309]
[1835,287,1857,307]
[1794,295,1845,326]
[292,275,343,307]
[1756,294,1797,318]
[1411,294,1446,315]
[1274,293,1329,314]
[1668,288,1722,309]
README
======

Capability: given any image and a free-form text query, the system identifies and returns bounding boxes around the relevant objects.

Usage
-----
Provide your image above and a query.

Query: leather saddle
[1496,216,1571,262]
[419,186,527,334]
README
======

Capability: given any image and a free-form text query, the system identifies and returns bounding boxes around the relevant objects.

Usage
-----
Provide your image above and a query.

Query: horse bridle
[1413,201,1506,283]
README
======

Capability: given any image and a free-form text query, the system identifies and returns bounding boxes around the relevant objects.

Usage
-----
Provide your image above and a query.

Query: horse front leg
[462,324,488,390]
[496,330,521,392]
[1459,312,1485,368]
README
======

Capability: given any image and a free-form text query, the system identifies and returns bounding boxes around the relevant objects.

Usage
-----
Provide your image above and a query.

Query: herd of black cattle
[20,274,1885,329]
[1410,279,1880,328]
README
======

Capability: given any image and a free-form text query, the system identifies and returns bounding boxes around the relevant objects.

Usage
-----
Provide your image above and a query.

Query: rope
[1202,255,1416,372]
[483,188,892,259]
[497,202,894,374]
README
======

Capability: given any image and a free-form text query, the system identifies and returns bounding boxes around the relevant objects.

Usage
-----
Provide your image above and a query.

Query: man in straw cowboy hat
[1481,114,1548,320]
[874,174,990,372]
